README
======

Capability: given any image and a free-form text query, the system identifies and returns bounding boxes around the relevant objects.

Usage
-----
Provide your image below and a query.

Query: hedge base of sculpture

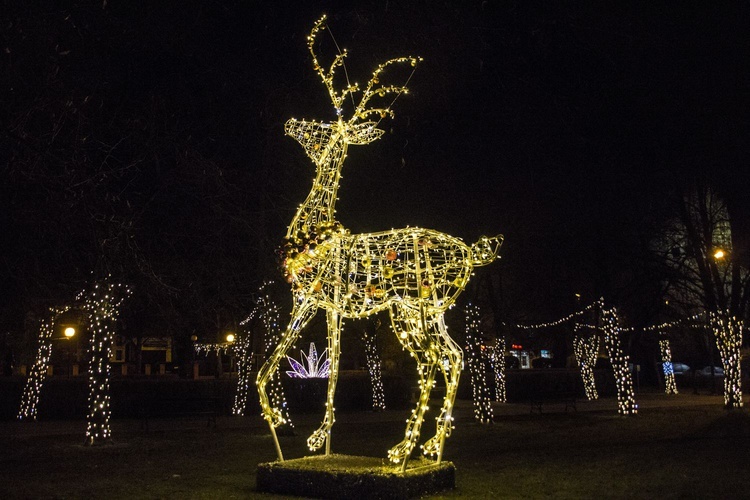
[256,454,455,499]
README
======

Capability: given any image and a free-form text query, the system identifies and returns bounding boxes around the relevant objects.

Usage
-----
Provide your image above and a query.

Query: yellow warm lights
[489,337,507,403]
[514,300,637,415]
[600,307,637,415]
[256,15,502,470]
[465,304,494,424]
[709,310,744,408]
[17,305,71,421]
[573,324,600,401]
[17,278,130,446]
[362,325,386,411]
[233,282,291,421]
[83,280,131,445]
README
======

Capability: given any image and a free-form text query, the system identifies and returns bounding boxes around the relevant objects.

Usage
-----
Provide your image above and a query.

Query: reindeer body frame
[256,16,502,470]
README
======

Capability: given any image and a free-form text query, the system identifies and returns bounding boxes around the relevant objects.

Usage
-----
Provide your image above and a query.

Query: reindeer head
[285,15,421,165]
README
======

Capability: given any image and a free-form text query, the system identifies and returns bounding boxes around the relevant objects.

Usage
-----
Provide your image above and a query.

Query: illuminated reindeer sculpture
[256,15,503,470]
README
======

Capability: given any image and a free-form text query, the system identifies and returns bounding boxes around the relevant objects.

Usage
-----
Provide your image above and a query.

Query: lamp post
[225,333,236,377]
[62,327,76,377]
[707,247,729,393]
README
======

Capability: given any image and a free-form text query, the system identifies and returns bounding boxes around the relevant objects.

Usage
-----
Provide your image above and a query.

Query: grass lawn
[1,393,748,499]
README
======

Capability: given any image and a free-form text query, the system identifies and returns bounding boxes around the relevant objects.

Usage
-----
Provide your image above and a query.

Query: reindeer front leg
[307,308,342,454]
[257,298,317,461]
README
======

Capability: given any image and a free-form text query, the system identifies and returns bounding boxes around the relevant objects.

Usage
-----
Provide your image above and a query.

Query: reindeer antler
[352,56,422,122]
[307,14,421,122]
[308,15,356,114]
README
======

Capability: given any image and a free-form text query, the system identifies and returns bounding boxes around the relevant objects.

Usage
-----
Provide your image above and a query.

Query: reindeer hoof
[387,439,416,464]
[422,435,442,457]
[262,408,286,428]
[307,428,328,451]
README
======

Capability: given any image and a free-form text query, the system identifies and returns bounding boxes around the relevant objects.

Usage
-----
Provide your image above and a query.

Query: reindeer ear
[348,121,385,145]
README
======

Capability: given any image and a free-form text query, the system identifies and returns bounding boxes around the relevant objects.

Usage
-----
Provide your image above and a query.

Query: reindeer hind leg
[422,313,462,463]
[387,304,438,469]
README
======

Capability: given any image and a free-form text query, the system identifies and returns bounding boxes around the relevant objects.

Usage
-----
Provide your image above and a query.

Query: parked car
[696,366,724,377]
[672,363,691,375]
[658,362,691,376]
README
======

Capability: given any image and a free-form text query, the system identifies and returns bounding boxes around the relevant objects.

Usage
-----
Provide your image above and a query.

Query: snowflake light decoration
[286,343,331,378]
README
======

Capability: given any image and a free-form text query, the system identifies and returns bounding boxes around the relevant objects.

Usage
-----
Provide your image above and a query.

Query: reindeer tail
[470,234,504,266]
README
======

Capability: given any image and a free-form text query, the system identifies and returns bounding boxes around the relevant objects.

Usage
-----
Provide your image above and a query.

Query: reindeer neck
[287,138,348,239]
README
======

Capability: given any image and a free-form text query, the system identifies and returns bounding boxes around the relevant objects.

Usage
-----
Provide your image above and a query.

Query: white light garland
[507,297,747,413]
[194,342,232,356]
[620,313,705,333]
[506,299,603,330]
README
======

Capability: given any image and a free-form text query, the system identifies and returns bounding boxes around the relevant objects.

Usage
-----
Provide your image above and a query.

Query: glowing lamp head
[713,249,725,260]
[64,327,76,338]
[226,333,235,343]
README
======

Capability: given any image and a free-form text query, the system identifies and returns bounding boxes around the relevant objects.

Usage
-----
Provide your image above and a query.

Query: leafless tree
[653,182,748,407]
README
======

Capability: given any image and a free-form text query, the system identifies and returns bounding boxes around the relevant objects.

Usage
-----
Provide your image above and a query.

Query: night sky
[2,1,749,339]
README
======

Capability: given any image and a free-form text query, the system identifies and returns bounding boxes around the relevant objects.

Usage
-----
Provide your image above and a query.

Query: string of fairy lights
[464,304,494,424]
[231,329,253,417]
[257,283,294,430]
[361,325,387,411]
[488,337,506,403]
[573,324,600,400]
[505,299,603,331]
[17,278,131,443]
[17,305,72,421]
[658,339,678,395]
[231,289,282,418]
[497,297,744,412]
[599,307,638,415]
[708,311,743,408]
[83,281,132,445]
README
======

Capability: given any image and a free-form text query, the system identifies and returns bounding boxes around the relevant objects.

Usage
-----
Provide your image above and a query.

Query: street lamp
[713,249,726,260]
[64,327,76,339]
[226,333,236,343]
